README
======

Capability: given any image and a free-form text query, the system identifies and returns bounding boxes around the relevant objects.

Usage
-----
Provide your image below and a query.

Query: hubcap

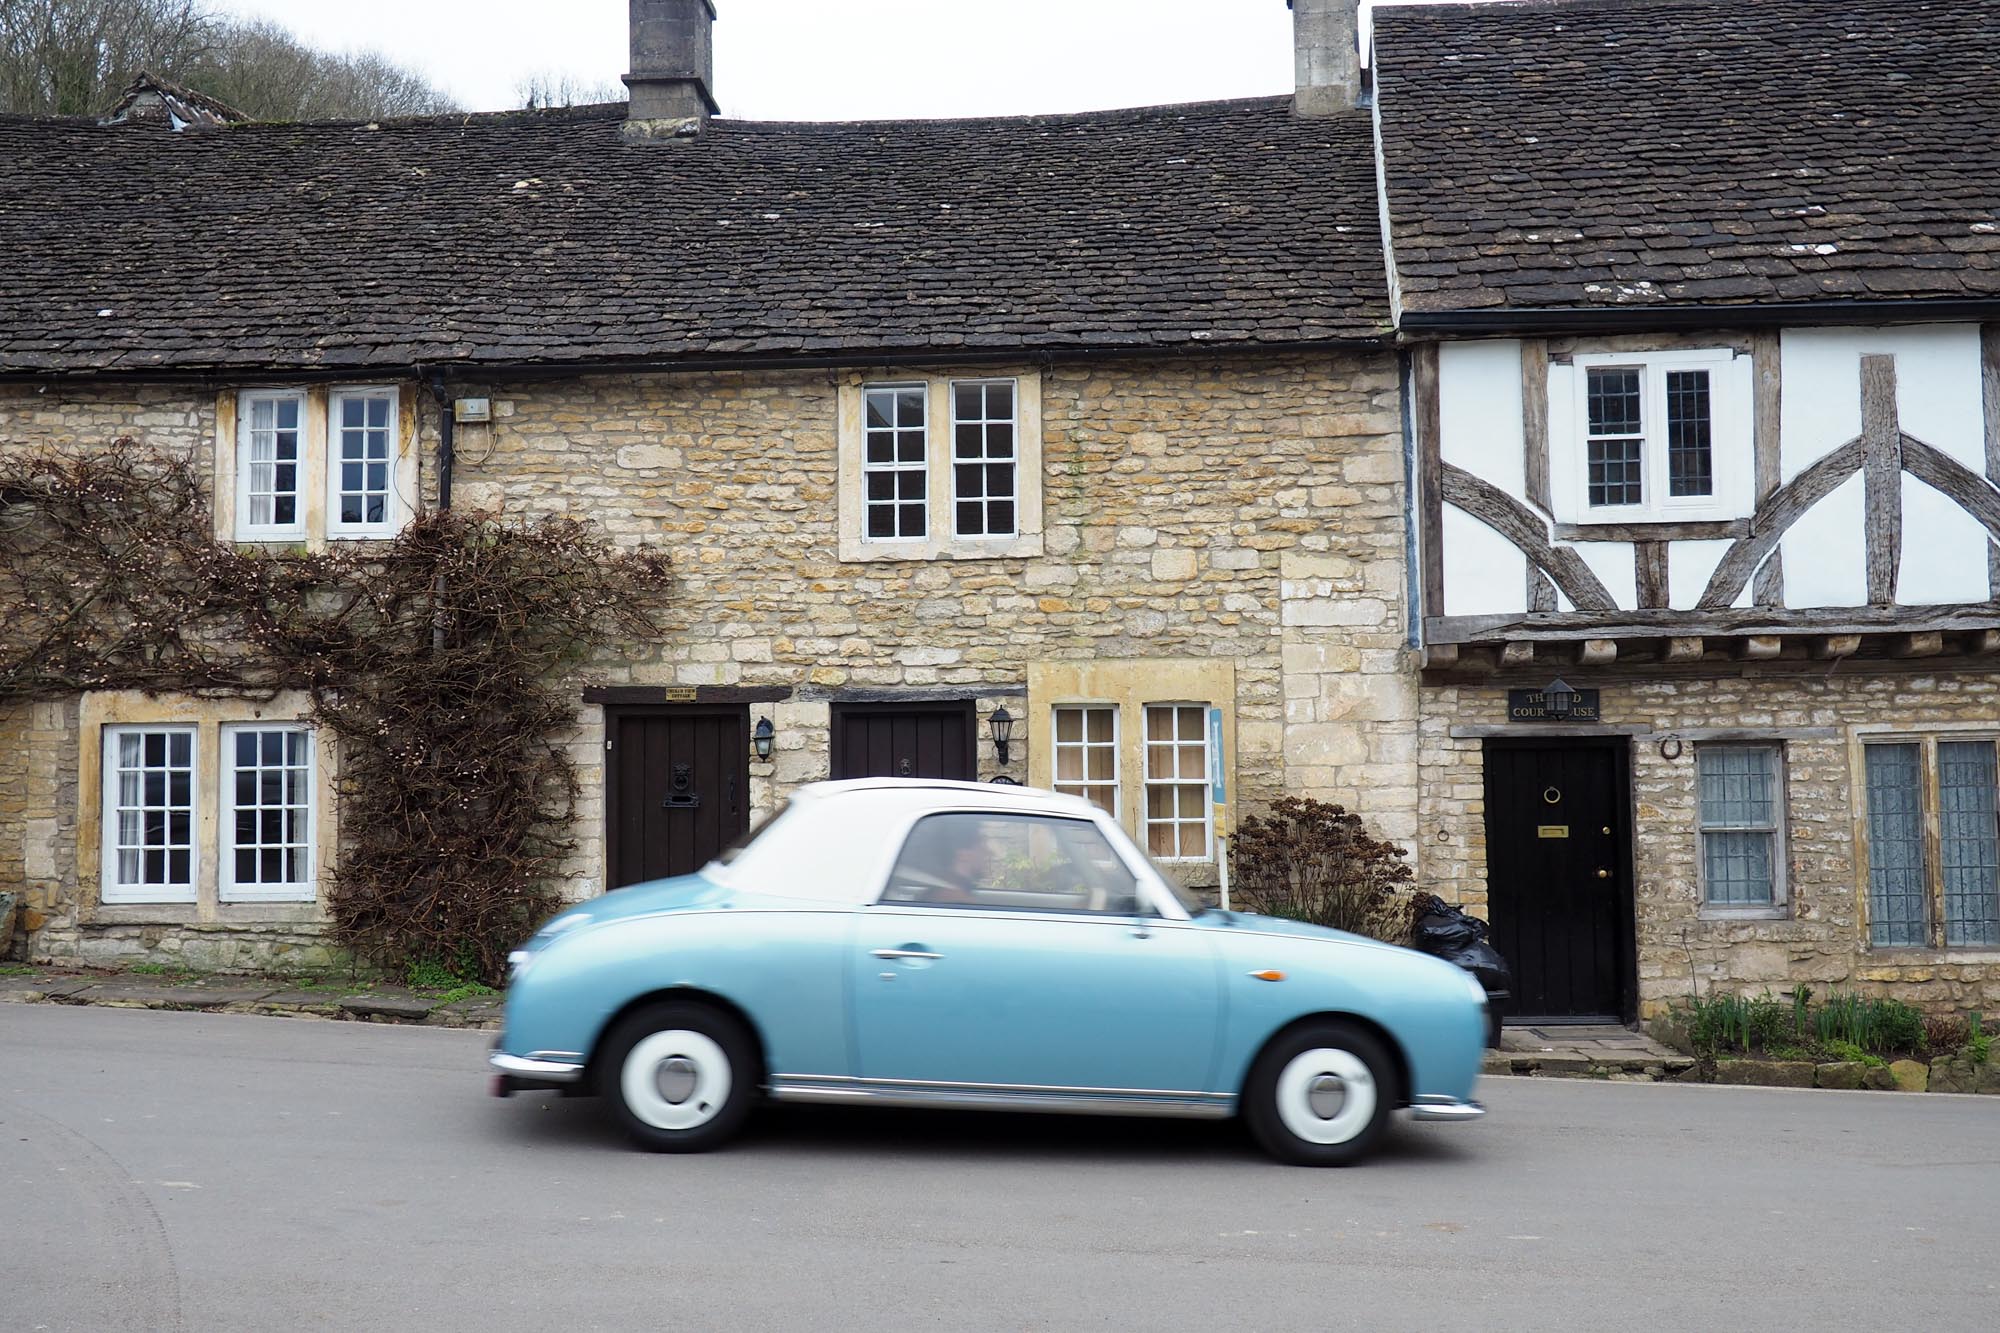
[1275,1047,1377,1146]
[655,1056,698,1105]
[620,1029,732,1132]
[1307,1073,1347,1120]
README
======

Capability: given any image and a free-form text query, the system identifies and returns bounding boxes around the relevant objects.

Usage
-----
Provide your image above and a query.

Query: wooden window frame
[1050,703,1120,818]
[948,378,1019,540]
[1556,349,1748,527]
[1694,742,1788,919]
[218,723,317,903]
[325,386,405,540]
[235,389,310,541]
[100,724,199,905]
[1142,702,1213,863]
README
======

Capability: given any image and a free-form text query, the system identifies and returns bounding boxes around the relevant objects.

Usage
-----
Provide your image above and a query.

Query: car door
[849,810,1221,1093]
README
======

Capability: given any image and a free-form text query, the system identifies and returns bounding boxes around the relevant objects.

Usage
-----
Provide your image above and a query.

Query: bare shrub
[1228,796,1416,943]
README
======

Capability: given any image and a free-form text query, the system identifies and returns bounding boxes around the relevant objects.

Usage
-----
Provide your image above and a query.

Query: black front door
[830,701,977,781]
[606,706,750,888]
[1482,739,1634,1022]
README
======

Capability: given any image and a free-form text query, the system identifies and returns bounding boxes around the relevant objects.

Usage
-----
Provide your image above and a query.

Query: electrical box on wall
[453,397,492,423]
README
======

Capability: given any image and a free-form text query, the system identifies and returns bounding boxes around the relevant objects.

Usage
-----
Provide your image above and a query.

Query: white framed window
[327,388,401,538]
[1550,348,1751,525]
[838,373,1043,562]
[101,726,198,904]
[1052,704,1119,817]
[220,724,316,902]
[951,379,1018,538]
[1143,703,1211,861]
[1863,737,2000,949]
[862,383,929,541]
[237,390,307,539]
[1696,745,1785,913]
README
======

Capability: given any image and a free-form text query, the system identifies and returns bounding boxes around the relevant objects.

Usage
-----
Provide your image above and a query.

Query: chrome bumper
[1409,1095,1486,1123]
[488,1049,585,1083]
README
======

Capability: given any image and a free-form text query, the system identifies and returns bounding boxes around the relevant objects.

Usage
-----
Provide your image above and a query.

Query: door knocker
[897,757,913,777]
[662,762,702,810]
[1542,786,1562,805]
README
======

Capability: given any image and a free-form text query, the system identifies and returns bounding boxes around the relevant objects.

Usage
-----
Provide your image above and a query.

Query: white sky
[206,0,1483,120]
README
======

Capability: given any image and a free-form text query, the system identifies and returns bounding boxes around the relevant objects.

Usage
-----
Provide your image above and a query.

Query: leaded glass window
[1586,367,1644,506]
[952,380,1017,538]
[1697,745,1780,907]
[863,384,927,540]
[1865,744,1930,947]
[1939,740,2000,947]
[1665,369,1714,497]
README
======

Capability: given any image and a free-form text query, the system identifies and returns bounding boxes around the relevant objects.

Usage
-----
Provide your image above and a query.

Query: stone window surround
[1847,721,2000,959]
[216,384,420,549]
[836,370,1044,562]
[1693,741,1789,922]
[1026,659,1235,868]
[77,691,334,928]
[1551,347,1751,527]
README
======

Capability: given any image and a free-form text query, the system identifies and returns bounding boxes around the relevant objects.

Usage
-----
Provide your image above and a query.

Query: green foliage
[1683,988,1935,1061]
[1228,796,1417,943]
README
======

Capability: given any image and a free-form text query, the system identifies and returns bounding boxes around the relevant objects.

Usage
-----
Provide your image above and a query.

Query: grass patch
[0,963,37,977]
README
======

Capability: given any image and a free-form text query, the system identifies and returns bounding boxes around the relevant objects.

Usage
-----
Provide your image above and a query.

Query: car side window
[881,812,1146,915]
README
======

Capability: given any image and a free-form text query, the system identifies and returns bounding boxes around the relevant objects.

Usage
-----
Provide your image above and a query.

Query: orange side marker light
[1249,970,1286,982]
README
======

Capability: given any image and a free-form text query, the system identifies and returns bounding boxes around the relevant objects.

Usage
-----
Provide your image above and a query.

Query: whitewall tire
[600,1002,757,1153]
[1244,1021,1398,1166]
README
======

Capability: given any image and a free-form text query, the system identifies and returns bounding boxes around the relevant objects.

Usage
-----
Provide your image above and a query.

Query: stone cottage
[1371,0,2000,1020]
[0,0,1417,970]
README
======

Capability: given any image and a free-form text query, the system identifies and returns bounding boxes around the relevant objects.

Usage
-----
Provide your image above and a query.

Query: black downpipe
[428,373,455,511]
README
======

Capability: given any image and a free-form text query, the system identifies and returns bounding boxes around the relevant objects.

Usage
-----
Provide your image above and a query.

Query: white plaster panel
[1438,340,1525,498]
[1570,541,1636,611]
[1779,324,1984,479]
[1667,539,1733,611]
[1442,505,1527,617]
[1899,474,1993,605]
[1781,472,1867,607]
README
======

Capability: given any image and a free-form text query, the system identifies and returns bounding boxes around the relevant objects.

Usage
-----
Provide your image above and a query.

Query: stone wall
[1419,668,2000,1017]
[1,353,1420,962]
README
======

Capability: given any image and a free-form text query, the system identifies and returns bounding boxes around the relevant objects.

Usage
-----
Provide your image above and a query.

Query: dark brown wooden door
[606,706,750,888]
[1482,740,1634,1022]
[830,702,976,781]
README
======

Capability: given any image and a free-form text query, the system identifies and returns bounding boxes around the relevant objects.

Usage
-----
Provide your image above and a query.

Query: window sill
[839,532,1045,563]
[1697,906,1788,922]
[1862,945,2000,963]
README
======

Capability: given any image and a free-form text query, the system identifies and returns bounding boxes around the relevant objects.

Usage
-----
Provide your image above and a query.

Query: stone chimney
[1289,0,1363,116]
[624,0,718,132]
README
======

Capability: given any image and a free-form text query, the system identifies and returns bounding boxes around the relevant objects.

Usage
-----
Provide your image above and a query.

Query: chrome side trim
[1408,1095,1486,1123]
[768,1073,1235,1120]
[490,1051,585,1082]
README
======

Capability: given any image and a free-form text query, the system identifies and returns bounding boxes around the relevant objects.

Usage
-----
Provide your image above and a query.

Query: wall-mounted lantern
[751,716,775,761]
[1542,677,1579,722]
[988,704,1015,766]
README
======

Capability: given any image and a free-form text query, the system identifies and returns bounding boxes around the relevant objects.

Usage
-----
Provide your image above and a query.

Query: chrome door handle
[871,948,942,961]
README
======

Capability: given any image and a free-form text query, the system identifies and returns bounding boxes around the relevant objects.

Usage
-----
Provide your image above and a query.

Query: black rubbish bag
[1410,894,1512,996]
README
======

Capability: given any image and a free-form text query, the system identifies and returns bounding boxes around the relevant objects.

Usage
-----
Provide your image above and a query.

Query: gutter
[0,335,1395,388]
[1398,298,2000,338]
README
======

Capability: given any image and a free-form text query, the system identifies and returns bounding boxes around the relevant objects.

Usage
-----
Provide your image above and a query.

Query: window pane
[882,812,1137,913]
[1055,709,1082,744]
[1704,831,1774,906]
[1666,370,1714,498]
[1587,368,1642,435]
[1866,744,1929,946]
[1588,436,1644,507]
[1940,741,2000,947]
[1698,747,1775,829]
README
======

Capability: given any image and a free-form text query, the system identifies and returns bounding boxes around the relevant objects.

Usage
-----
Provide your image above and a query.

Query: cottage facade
[0,3,1416,970]
[1372,0,2000,1020]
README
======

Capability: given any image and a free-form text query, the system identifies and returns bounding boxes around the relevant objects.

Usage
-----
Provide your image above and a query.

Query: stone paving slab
[74,983,277,1009]
[0,966,503,1030]
[1487,1024,1697,1081]
[0,973,97,1000]
[338,994,445,1022]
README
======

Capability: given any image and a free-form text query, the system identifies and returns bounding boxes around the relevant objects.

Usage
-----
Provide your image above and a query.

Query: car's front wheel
[599,1001,757,1153]
[1243,1020,1398,1166]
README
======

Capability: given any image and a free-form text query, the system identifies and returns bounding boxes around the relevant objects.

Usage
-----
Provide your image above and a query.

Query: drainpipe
[428,372,455,511]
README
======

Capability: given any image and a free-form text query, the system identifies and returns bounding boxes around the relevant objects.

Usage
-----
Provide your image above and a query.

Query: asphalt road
[3,1005,1996,1332]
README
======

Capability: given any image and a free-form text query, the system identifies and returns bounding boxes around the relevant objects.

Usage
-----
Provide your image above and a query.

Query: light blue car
[491,779,1487,1165]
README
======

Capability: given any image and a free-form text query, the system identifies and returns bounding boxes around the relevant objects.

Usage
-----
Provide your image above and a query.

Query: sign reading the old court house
[1506,687,1602,723]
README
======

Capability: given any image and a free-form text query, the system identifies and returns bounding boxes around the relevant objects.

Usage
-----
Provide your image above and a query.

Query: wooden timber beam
[1421,643,1461,671]
[1663,637,1705,663]
[1578,639,1618,666]
[1499,642,1537,668]
[1971,630,2000,656]
[1738,636,1784,661]
[1895,631,1946,659]
[1813,635,1864,661]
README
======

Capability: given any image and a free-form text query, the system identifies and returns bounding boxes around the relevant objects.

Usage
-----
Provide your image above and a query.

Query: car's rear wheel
[599,1001,757,1153]
[1243,1020,1398,1166]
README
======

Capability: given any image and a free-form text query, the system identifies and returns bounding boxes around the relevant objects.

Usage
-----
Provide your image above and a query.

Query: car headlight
[509,911,593,981]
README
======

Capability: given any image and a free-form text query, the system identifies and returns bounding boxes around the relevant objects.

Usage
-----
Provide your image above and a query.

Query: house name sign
[1506,687,1603,723]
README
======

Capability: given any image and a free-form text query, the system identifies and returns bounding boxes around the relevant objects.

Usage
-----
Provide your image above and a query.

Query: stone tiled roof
[0,97,1389,376]
[1370,0,2000,317]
